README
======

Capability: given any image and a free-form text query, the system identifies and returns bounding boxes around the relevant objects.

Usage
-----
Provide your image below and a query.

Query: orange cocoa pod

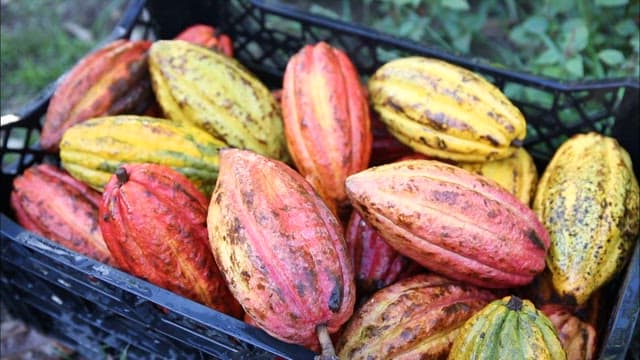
[337,273,497,359]
[207,149,355,352]
[346,210,420,298]
[99,163,243,318]
[10,164,112,263]
[41,39,154,152]
[174,24,234,57]
[282,41,372,219]
[346,159,551,288]
[541,304,597,360]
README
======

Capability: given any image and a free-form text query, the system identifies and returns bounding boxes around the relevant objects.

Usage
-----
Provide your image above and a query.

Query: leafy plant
[279,0,639,81]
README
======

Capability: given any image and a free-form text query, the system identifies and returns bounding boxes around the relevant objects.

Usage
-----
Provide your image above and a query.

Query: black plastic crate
[1,0,638,359]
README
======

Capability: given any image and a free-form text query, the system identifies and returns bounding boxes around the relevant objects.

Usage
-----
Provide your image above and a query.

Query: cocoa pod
[346,159,550,288]
[345,210,420,297]
[448,296,566,359]
[282,41,372,218]
[457,147,538,206]
[369,110,415,166]
[368,56,526,162]
[148,40,289,161]
[59,115,226,196]
[41,39,154,152]
[207,149,355,351]
[336,274,496,359]
[541,304,597,360]
[174,24,234,57]
[533,132,640,305]
[11,164,112,263]
[99,163,243,318]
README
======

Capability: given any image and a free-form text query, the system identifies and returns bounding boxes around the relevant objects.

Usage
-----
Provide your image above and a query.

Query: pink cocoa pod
[345,159,550,288]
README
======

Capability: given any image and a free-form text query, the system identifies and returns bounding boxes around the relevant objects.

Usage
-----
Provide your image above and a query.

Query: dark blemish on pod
[296,282,305,297]
[483,135,500,146]
[328,282,343,313]
[526,229,546,250]
[442,302,470,316]
[431,190,459,204]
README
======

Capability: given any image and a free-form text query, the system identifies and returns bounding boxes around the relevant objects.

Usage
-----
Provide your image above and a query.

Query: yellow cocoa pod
[149,40,289,161]
[59,115,226,196]
[368,56,526,162]
[533,132,640,306]
[457,148,539,206]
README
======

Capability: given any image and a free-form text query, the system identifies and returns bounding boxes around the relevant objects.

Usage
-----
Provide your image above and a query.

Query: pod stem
[507,295,523,311]
[115,167,129,186]
[314,324,338,360]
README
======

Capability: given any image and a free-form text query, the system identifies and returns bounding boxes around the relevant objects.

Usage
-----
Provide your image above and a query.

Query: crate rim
[1,1,638,358]
[252,0,640,91]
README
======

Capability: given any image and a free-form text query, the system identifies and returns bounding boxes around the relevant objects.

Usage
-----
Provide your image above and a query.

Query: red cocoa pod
[336,273,497,359]
[346,210,420,297]
[174,24,234,57]
[207,149,355,351]
[370,111,415,166]
[345,159,551,288]
[99,163,243,318]
[282,41,372,219]
[10,164,112,263]
[41,39,154,152]
[541,304,597,360]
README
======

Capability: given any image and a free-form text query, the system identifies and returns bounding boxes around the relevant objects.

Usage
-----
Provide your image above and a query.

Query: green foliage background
[282,0,639,81]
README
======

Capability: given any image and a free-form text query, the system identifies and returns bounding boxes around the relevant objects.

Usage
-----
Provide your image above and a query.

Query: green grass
[0,0,126,114]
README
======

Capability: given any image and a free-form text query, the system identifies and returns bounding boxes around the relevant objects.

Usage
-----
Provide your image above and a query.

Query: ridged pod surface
[10,164,112,263]
[207,149,355,348]
[457,147,539,206]
[448,296,566,359]
[345,210,419,297]
[282,41,372,217]
[174,24,234,57]
[533,132,640,305]
[42,39,154,152]
[368,57,526,162]
[336,274,496,359]
[99,163,243,317]
[59,115,226,195]
[148,40,288,161]
[345,159,550,288]
[541,304,597,360]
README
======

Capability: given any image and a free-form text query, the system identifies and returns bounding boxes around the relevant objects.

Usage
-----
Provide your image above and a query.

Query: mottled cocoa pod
[207,149,355,351]
[346,159,551,288]
[11,164,112,263]
[534,132,640,305]
[541,304,597,360]
[42,39,154,152]
[174,24,234,57]
[337,274,497,359]
[99,163,243,318]
[345,210,419,297]
[282,41,372,218]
